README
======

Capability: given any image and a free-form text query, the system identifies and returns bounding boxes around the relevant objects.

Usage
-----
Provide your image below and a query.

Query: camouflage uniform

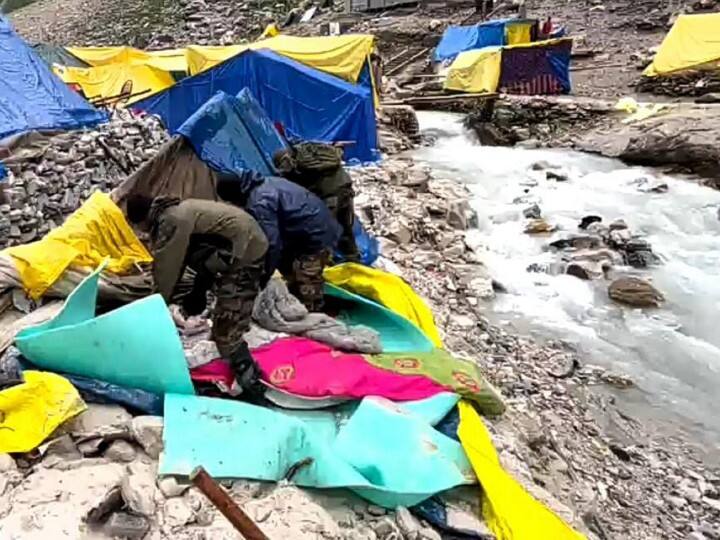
[279,248,331,312]
[275,143,360,262]
[149,198,268,359]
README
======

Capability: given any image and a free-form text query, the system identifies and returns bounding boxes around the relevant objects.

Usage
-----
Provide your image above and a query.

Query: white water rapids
[411,111,720,449]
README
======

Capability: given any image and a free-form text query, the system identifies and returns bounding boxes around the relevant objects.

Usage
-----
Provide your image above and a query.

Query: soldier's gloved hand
[229,342,266,403]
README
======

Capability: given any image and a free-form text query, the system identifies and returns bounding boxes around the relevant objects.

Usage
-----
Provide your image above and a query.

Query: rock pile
[0,111,168,248]
[636,71,720,98]
[464,96,614,149]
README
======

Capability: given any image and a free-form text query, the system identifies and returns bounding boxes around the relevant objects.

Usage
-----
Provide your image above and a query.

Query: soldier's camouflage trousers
[281,249,330,313]
[211,255,265,359]
[324,185,360,263]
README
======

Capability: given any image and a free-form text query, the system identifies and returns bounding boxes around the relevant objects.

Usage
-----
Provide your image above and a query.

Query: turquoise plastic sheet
[161,392,473,508]
[325,284,434,353]
[15,264,194,395]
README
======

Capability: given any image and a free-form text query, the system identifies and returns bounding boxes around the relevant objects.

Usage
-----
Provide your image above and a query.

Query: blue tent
[0,17,106,140]
[177,89,287,177]
[435,21,507,62]
[134,49,379,163]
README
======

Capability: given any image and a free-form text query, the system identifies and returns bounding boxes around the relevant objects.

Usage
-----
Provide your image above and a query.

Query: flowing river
[411,111,720,451]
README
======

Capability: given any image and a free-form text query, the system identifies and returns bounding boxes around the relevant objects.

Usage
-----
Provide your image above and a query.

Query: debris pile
[0,112,168,248]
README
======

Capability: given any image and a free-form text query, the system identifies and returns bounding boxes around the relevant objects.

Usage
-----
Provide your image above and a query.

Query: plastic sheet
[162,392,472,508]
[324,263,443,347]
[0,16,107,139]
[457,401,585,540]
[15,263,194,396]
[325,283,434,353]
[133,49,379,163]
[0,370,86,453]
[435,21,508,62]
[176,90,287,177]
[334,218,379,266]
[3,191,153,299]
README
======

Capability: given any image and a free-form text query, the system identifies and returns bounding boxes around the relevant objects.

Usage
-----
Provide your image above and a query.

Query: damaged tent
[434,18,538,63]
[643,13,720,77]
[0,16,107,139]
[444,38,572,95]
[133,49,379,163]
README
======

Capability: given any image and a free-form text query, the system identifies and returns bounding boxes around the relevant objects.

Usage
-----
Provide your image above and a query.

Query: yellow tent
[67,46,188,72]
[644,13,720,76]
[54,63,176,105]
[185,34,376,83]
[444,46,502,94]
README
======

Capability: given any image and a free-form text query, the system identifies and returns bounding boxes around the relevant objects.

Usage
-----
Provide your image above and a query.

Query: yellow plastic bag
[457,401,586,540]
[0,371,86,453]
[3,191,153,299]
[324,263,443,347]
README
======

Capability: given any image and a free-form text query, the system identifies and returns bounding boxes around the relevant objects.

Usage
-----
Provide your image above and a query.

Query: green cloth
[368,349,505,416]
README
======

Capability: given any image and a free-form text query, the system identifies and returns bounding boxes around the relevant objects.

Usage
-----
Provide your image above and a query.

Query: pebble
[104,440,137,463]
[130,416,164,459]
[0,453,17,472]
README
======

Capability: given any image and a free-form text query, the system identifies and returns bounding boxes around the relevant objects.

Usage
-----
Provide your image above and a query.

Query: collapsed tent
[133,49,379,163]
[54,63,176,105]
[434,18,537,63]
[444,38,572,95]
[0,16,107,139]
[643,13,720,77]
[177,89,287,177]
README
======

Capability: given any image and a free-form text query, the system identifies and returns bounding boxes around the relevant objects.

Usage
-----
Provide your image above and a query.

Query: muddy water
[412,111,720,450]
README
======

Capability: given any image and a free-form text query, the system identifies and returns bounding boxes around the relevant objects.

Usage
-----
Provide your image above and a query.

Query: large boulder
[608,277,664,307]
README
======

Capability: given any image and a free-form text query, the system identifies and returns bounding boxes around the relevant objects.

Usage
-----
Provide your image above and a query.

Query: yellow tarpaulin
[54,63,176,105]
[323,263,443,347]
[67,46,188,72]
[186,34,376,83]
[644,13,720,76]
[444,46,502,93]
[3,191,153,300]
[457,401,586,540]
[0,371,86,453]
[505,22,533,45]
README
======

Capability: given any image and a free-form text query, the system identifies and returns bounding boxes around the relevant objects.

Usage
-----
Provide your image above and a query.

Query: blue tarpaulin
[134,49,379,163]
[0,16,107,140]
[434,20,508,62]
[177,89,287,177]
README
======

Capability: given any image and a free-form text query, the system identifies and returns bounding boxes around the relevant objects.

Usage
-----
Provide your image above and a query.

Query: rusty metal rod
[190,466,270,540]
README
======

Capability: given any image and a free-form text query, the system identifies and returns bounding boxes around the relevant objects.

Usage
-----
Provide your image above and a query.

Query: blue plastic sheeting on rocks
[434,21,508,62]
[0,17,107,139]
[161,392,473,508]
[133,49,379,164]
[55,373,163,415]
[15,263,194,396]
[0,162,6,180]
[334,218,379,266]
[177,89,287,177]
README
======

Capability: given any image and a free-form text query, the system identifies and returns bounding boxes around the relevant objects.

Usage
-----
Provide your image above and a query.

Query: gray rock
[104,512,150,539]
[395,506,422,537]
[104,440,137,463]
[546,169,569,182]
[68,404,132,433]
[386,222,412,245]
[130,416,164,459]
[366,504,387,516]
[373,516,400,538]
[523,203,542,219]
[609,277,664,307]
[419,527,442,540]
[121,467,157,516]
[158,476,191,498]
[447,200,477,230]
[0,453,17,472]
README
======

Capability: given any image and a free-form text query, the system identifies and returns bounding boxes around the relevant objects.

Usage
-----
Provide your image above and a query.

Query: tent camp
[63,35,377,104]
[434,18,537,63]
[643,13,720,77]
[133,49,379,163]
[0,16,106,140]
[444,38,572,95]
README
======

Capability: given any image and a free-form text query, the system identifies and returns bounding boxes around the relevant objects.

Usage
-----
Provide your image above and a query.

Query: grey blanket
[253,279,382,354]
